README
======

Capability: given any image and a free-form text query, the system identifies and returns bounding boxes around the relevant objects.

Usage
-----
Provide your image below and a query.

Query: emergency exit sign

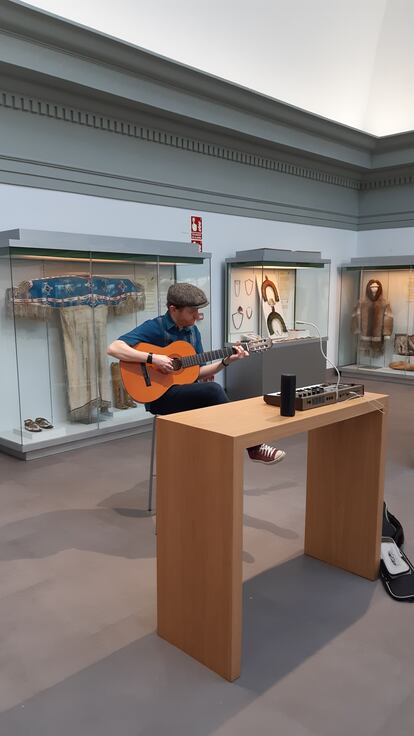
[191,216,202,252]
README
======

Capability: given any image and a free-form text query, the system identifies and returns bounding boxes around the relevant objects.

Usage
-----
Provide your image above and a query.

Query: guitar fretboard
[180,342,248,368]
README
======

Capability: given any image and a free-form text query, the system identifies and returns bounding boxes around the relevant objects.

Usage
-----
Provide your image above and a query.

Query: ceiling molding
[0,0,389,173]
[360,171,414,191]
[3,87,414,195]
[1,0,414,167]
[0,89,362,190]
[0,1,374,149]
[1,1,414,233]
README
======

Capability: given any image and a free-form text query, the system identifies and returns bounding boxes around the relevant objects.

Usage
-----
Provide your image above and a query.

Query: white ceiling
[20,0,414,136]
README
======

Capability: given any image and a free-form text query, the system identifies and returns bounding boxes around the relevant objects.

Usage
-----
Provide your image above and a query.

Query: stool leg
[148,416,157,512]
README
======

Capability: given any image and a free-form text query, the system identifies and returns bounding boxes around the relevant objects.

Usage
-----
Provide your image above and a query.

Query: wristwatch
[146,353,153,364]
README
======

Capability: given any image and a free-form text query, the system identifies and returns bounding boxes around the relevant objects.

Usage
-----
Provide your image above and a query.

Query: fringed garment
[7,276,145,422]
[351,279,393,355]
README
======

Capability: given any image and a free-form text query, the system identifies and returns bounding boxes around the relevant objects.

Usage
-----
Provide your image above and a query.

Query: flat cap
[167,282,209,308]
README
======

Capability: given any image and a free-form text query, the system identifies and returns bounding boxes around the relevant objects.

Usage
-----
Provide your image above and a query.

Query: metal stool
[148,415,157,512]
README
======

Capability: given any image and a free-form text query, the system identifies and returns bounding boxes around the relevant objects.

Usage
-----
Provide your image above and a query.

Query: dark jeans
[148,383,260,452]
[148,382,229,415]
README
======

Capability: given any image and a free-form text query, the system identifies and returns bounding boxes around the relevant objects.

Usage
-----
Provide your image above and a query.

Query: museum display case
[338,256,414,381]
[0,229,211,458]
[224,248,330,400]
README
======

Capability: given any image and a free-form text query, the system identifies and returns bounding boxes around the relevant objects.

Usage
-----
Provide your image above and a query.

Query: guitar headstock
[244,337,272,353]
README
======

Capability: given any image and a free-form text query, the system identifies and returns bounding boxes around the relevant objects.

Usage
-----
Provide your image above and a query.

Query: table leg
[156,421,243,681]
[305,408,386,580]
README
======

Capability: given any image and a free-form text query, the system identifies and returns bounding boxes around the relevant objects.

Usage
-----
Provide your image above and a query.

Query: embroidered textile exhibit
[8,275,145,319]
[8,276,146,422]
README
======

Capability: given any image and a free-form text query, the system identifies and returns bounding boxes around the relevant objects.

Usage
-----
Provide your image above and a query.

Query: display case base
[0,417,153,460]
[225,337,326,401]
[340,364,414,385]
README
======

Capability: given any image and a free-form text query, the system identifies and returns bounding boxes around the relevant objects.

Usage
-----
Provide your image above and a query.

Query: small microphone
[280,373,296,416]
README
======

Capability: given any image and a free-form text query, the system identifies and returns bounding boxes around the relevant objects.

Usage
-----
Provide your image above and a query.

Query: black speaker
[280,374,296,416]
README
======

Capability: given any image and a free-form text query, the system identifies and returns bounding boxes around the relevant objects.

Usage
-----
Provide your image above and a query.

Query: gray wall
[0,0,412,375]
[1,0,414,234]
[0,91,360,230]
[0,183,358,366]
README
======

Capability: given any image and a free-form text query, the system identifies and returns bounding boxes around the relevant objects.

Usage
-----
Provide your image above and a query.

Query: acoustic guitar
[120,337,272,403]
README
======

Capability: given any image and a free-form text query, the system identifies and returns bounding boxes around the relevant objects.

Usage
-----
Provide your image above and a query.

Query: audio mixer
[264,382,364,411]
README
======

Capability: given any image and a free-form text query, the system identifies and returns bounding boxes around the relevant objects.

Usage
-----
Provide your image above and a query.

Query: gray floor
[0,378,413,736]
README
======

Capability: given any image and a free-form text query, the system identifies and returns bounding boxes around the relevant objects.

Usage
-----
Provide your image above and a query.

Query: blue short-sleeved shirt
[118,311,204,353]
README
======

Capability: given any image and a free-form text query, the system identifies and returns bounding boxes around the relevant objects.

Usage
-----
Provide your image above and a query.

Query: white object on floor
[381,540,410,575]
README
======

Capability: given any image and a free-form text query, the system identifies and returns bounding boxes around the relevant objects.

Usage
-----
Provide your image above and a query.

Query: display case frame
[224,248,331,400]
[0,229,211,459]
[338,255,414,384]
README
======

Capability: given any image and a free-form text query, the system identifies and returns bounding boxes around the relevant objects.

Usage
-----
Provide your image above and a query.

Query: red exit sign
[191,216,202,252]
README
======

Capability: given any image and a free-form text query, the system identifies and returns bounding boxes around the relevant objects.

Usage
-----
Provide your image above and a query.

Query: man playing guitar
[107,283,285,464]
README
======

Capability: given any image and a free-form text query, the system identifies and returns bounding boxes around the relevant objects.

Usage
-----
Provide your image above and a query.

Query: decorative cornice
[0,0,374,154]
[2,86,414,219]
[360,172,414,190]
[4,0,414,170]
[7,86,414,197]
[0,90,362,190]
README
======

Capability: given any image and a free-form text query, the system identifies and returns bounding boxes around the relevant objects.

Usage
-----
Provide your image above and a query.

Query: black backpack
[382,502,404,547]
[380,503,414,602]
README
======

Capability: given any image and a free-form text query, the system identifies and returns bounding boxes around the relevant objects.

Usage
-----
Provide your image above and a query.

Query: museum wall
[0,182,358,380]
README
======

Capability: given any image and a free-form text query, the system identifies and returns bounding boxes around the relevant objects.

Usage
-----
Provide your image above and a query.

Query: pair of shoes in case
[24,417,54,432]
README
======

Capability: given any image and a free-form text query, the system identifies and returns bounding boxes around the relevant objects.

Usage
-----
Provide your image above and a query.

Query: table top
[158,392,388,445]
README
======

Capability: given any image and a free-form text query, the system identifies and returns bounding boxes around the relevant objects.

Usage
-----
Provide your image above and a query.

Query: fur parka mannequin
[351,279,393,355]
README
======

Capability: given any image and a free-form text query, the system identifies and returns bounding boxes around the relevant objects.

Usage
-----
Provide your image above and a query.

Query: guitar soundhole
[171,357,182,371]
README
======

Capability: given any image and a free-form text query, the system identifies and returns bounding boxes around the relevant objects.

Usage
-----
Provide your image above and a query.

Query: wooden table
[156,392,388,681]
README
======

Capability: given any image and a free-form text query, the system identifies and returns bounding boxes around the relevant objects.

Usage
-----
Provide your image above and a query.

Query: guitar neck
[181,343,247,368]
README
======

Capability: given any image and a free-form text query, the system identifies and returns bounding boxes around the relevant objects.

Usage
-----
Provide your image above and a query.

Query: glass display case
[224,248,330,400]
[0,229,211,459]
[338,256,414,381]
